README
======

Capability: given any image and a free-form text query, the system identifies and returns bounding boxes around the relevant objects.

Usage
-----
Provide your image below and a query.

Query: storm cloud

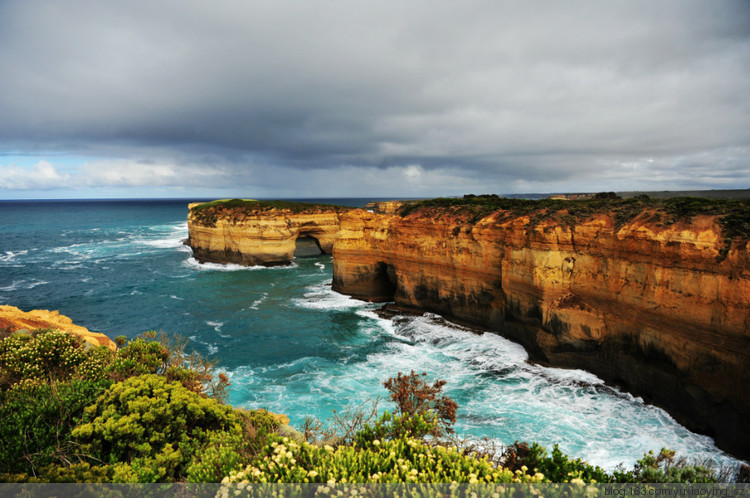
[0,0,748,197]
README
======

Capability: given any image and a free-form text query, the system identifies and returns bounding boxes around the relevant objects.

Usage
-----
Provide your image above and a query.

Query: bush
[501,443,718,484]
[186,409,281,482]
[107,338,168,381]
[502,442,610,483]
[71,374,242,482]
[614,448,717,483]
[108,333,230,400]
[354,411,442,447]
[383,370,457,438]
[0,329,113,388]
[0,379,111,474]
[223,436,545,484]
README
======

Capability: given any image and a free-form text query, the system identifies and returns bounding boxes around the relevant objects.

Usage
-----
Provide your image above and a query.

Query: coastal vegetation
[398,194,750,242]
[190,198,353,227]
[0,327,738,483]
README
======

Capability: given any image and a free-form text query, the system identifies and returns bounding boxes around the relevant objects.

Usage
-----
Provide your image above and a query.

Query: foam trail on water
[376,313,739,471]
[137,222,188,248]
[249,292,268,310]
[0,279,49,292]
[188,335,219,355]
[183,257,297,272]
[293,282,381,311]
[0,250,28,263]
[207,321,224,332]
[231,296,742,472]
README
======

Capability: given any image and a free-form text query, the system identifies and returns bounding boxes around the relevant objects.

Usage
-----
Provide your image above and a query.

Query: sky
[0,1,748,200]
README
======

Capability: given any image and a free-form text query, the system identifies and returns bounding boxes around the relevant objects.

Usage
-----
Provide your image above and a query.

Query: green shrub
[186,409,281,482]
[614,448,717,483]
[502,443,718,484]
[0,329,106,388]
[186,431,246,483]
[107,338,168,381]
[354,411,441,447]
[72,374,242,482]
[0,379,111,473]
[223,436,544,484]
[503,442,610,483]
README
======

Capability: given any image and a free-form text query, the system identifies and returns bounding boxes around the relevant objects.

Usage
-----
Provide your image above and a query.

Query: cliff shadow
[294,235,324,258]
[374,261,398,301]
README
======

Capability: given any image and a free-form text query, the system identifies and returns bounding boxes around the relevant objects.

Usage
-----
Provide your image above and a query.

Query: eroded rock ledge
[333,198,750,459]
[187,199,352,266]
[0,305,116,351]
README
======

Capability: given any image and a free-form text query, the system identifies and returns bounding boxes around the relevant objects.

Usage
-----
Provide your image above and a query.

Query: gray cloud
[0,0,748,196]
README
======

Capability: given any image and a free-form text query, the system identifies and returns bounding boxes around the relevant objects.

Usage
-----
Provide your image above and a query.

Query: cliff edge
[0,305,117,351]
[187,199,352,266]
[332,196,750,459]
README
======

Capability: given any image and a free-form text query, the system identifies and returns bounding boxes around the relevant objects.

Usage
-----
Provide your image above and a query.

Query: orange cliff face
[186,201,351,266]
[0,305,117,351]
[332,204,750,459]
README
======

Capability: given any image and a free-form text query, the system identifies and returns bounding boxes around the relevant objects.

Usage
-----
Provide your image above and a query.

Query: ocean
[0,198,743,472]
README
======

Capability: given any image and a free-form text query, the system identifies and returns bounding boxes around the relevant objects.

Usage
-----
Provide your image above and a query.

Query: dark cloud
[0,0,748,197]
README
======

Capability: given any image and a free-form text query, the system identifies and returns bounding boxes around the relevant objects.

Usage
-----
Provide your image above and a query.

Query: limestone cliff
[0,305,117,351]
[332,199,750,459]
[187,200,352,266]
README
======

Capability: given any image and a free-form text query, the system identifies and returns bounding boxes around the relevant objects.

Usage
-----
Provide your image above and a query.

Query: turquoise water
[0,199,743,471]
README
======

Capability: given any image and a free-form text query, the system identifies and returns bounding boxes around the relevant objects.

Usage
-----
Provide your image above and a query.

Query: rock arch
[187,205,344,266]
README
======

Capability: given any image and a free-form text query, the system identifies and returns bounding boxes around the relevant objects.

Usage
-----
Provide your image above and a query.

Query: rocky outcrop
[332,204,750,459]
[187,201,351,266]
[0,305,117,351]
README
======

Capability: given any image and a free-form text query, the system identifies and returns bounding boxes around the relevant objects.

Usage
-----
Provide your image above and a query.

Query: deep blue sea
[0,198,743,471]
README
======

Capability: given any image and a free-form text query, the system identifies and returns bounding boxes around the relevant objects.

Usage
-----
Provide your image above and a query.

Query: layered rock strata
[0,305,117,351]
[332,205,750,459]
[187,202,351,266]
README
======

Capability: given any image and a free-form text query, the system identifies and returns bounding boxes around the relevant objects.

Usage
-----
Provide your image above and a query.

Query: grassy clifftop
[190,199,353,227]
[398,194,750,241]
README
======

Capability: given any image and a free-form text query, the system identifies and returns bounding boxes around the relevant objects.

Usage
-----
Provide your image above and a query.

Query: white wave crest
[183,257,297,272]
[207,321,224,333]
[0,279,49,292]
[292,283,376,311]
[0,250,28,263]
[249,292,268,310]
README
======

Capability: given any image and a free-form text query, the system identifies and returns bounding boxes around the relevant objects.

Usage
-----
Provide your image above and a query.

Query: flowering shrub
[72,374,241,482]
[502,442,610,483]
[186,409,281,482]
[223,436,545,484]
[107,338,168,381]
[354,411,441,446]
[0,329,97,388]
[0,330,726,484]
